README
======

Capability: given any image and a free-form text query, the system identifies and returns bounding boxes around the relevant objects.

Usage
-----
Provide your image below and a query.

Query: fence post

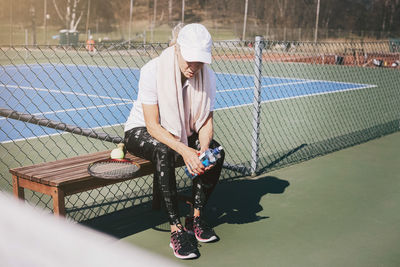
[250,35,264,176]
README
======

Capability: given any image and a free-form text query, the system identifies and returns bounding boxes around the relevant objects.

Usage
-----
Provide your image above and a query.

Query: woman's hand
[198,112,214,172]
[199,146,214,172]
[142,104,213,175]
[180,145,205,176]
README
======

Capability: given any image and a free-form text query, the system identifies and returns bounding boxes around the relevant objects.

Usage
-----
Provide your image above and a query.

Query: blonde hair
[169,23,185,46]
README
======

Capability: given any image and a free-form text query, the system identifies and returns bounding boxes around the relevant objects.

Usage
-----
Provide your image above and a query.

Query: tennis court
[0,41,399,266]
[2,1,400,265]
[0,63,375,143]
[0,41,399,222]
[86,130,400,266]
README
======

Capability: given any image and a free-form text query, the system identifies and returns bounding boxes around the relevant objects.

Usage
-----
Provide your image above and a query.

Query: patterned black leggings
[124,127,225,225]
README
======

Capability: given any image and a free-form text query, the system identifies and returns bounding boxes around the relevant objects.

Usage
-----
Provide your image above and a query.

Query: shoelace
[194,217,211,230]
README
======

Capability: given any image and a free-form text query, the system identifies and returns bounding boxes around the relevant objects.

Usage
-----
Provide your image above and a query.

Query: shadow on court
[205,176,290,227]
[82,175,289,239]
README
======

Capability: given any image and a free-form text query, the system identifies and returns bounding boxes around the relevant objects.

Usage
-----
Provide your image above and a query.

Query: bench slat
[59,161,159,196]
[10,151,110,175]
[10,150,188,216]
[47,156,157,184]
[10,150,183,188]
[16,153,112,183]
[54,162,157,189]
[39,159,154,186]
[51,156,183,188]
[9,151,152,183]
[10,151,155,187]
[32,163,109,185]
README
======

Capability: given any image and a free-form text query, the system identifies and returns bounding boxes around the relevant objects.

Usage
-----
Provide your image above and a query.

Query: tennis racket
[88,158,140,179]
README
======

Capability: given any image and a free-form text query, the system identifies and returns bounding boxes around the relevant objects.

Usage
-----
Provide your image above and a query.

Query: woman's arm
[198,112,214,171]
[142,103,205,176]
[198,112,213,153]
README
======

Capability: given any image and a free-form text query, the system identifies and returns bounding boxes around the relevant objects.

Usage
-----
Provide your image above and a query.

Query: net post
[250,36,264,177]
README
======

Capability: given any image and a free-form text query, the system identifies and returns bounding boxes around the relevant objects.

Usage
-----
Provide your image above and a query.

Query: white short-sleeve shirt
[124,57,217,132]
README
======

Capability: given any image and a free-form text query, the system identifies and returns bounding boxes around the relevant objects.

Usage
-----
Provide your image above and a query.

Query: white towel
[157,46,212,145]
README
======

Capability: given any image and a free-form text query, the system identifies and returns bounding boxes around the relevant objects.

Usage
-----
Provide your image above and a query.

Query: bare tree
[30,0,37,45]
[388,0,400,31]
[53,0,84,31]
[273,0,288,26]
[169,0,173,23]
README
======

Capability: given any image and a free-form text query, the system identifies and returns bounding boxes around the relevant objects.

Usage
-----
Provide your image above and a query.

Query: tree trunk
[168,0,172,24]
[30,0,37,45]
[389,0,399,31]
[66,0,71,29]
[381,0,390,32]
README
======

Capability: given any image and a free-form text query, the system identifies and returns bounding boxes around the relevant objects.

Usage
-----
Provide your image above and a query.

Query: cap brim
[180,47,212,64]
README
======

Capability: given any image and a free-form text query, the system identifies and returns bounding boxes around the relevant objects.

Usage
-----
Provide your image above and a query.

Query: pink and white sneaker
[169,228,199,259]
[188,216,218,243]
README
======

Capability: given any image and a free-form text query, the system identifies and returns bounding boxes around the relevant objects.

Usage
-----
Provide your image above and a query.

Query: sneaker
[184,216,194,235]
[191,216,218,243]
[169,228,199,259]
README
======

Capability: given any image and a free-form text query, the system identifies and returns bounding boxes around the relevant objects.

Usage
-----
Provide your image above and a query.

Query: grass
[0,21,239,46]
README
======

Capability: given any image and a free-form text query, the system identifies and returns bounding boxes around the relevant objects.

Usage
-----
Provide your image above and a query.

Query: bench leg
[51,188,66,217]
[12,175,25,200]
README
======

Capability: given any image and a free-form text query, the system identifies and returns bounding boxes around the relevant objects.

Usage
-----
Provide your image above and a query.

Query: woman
[124,23,225,259]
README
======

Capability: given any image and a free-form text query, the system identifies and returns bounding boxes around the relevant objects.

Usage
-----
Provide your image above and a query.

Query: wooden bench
[9,150,185,217]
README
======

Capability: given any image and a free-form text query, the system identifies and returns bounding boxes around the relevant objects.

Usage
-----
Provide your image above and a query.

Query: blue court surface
[0,64,375,143]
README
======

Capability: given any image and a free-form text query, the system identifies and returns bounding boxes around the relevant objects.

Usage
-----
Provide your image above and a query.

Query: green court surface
[85,131,400,266]
[1,43,399,264]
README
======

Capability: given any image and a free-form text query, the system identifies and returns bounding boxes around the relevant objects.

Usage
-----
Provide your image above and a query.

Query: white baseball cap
[177,23,212,64]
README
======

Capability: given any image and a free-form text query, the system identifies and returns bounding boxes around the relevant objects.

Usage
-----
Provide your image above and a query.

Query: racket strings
[89,161,140,179]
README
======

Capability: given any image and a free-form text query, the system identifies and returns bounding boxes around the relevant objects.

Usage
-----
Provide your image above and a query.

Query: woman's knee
[124,127,150,157]
[153,143,176,164]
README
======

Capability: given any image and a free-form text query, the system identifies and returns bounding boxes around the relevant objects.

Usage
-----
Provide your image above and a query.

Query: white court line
[0,63,50,70]
[215,70,307,82]
[216,78,377,94]
[0,63,136,74]
[215,84,377,111]
[214,71,374,88]
[0,84,132,102]
[61,63,140,71]
[1,83,377,144]
[1,63,378,143]
[2,63,365,87]
[1,63,139,71]
[0,123,124,144]
[0,102,133,121]
[3,63,372,88]
[217,80,315,93]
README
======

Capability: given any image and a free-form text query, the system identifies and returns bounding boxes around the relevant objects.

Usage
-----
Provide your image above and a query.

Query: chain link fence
[241,25,400,41]
[1,39,399,221]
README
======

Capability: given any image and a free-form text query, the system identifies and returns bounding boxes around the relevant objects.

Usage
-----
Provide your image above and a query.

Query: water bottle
[185,146,223,179]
